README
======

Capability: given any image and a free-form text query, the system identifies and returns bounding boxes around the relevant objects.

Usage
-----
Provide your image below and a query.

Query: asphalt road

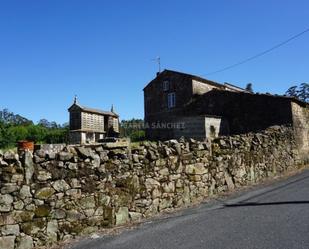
[70,169,309,249]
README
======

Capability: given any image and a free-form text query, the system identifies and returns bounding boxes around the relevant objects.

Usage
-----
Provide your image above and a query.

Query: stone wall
[172,116,224,140]
[173,116,207,140]
[0,126,305,248]
[291,102,309,162]
[34,144,66,154]
[185,89,297,135]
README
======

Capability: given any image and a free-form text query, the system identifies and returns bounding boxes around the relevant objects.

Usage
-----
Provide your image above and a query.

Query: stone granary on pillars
[68,97,119,144]
[143,69,309,148]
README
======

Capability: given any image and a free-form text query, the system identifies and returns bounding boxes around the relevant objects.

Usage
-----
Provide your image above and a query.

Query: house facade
[143,69,309,145]
[143,69,247,140]
[68,98,119,144]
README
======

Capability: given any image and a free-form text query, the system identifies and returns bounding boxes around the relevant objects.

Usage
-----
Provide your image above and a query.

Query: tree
[26,125,47,143]
[130,130,145,142]
[45,127,69,144]
[7,126,28,141]
[38,119,51,128]
[0,109,68,149]
[0,108,32,125]
[0,121,8,148]
[50,121,59,129]
[245,83,253,93]
[286,86,298,98]
[285,83,309,103]
[299,83,309,103]
[120,119,145,141]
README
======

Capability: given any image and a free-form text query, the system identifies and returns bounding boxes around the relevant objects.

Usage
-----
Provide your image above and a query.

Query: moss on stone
[34,205,51,217]
[103,206,114,226]
[81,179,97,193]
[21,219,46,235]
[110,188,133,207]
[35,187,55,200]
[13,210,35,222]
[59,221,84,235]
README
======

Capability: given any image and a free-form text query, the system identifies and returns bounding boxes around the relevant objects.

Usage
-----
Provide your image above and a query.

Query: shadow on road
[224,200,309,207]
[232,170,309,203]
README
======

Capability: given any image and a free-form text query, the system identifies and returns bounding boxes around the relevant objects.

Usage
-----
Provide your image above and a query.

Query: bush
[130,130,145,142]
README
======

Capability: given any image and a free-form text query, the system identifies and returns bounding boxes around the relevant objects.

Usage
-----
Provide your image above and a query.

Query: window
[167,92,176,108]
[163,80,169,91]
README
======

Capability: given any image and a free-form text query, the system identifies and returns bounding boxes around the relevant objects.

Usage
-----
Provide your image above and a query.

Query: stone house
[143,69,248,140]
[143,69,309,151]
[68,98,119,144]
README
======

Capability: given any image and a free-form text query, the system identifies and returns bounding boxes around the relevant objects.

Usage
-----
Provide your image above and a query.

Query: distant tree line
[0,109,68,149]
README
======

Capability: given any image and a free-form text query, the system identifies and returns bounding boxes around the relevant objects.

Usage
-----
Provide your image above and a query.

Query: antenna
[151,56,161,73]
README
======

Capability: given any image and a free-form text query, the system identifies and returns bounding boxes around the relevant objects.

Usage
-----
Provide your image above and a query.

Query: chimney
[156,72,160,77]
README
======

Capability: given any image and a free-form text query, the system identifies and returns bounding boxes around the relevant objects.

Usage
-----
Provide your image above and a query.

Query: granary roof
[143,69,248,92]
[68,103,119,117]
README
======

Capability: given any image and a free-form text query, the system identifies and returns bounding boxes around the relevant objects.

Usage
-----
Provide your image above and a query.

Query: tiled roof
[69,104,119,117]
[143,69,247,91]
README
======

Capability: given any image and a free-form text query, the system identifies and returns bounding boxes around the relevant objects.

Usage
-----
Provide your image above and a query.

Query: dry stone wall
[291,102,309,161]
[0,126,304,248]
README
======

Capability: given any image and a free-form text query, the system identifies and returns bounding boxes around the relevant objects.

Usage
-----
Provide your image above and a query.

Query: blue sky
[0,0,308,124]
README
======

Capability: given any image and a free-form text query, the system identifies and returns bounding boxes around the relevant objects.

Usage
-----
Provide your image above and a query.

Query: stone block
[35,187,55,200]
[129,212,143,222]
[1,184,18,194]
[36,170,52,181]
[0,236,15,249]
[16,235,33,249]
[58,151,73,161]
[24,151,34,184]
[0,194,13,212]
[115,207,129,225]
[52,179,70,192]
[1,224,20,236]
[47,220,58,242]
[145,178,160,190]
[185,163,207,175]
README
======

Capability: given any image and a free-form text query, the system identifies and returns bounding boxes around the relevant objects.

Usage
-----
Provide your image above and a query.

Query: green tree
[26,125,48,143]
[7,126,28,141]
[0,108,32,125]
[286,86,298,98]
[285,83,309,103]
[38,119,51,128]
[130,130,145,142]
[299,83,309,102]
[45,127,69,144]
[0,121,9,148]
[0,109,69,149]
[120,119,145,141]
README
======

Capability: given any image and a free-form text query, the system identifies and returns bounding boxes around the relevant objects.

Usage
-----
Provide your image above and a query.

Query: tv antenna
[151,56,161,73]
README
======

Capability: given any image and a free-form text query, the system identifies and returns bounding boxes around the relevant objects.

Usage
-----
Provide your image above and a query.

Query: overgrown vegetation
[0,109,68,149]
[120,119,145,142]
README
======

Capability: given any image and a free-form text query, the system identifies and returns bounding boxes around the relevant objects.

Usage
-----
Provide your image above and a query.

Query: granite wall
[0,126,305,248]
[291,102,309,162]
